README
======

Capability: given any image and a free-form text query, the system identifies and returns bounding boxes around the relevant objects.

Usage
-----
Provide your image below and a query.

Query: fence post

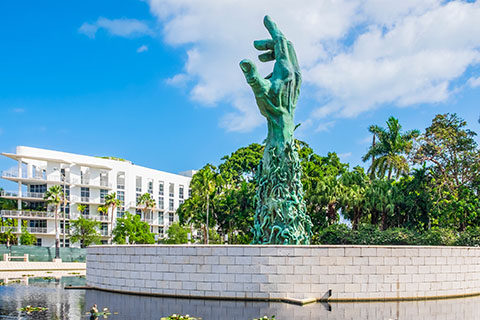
[3,253,9,262]
[24,254,29,262]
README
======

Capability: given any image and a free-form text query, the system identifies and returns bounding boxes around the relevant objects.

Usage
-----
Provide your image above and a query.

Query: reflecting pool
[1,278,480,319]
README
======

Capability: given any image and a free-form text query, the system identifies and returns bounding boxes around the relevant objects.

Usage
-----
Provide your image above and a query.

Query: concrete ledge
[86,245,480,301]
[0,261,86,272]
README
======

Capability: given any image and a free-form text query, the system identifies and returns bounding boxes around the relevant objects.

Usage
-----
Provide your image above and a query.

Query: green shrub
[455,227,480,247]
[314,224,351,245]
[418,228,456,246]
[376,228,416,245]
[350,224,381,245]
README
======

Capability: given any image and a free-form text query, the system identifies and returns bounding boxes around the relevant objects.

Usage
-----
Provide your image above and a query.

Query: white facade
[0,146,194,247]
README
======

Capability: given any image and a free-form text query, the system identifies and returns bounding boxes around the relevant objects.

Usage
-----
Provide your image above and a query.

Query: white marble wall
[86,245,480,301]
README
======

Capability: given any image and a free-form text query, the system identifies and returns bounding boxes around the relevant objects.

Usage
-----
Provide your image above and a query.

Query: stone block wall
[86,245,480,301]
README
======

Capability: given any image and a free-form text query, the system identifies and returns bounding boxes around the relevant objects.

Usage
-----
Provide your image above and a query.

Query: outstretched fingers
[239,59,268,96]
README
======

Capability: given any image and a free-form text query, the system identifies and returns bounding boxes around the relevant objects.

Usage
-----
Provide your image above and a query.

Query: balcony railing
[0,226,17,233]
[0,191,46,199]
[1,170,70,183]
[27,227,49,234]
[0,210,55,219]
[92,215,110,222]
[100,230,109,236]
[71,179,112,188]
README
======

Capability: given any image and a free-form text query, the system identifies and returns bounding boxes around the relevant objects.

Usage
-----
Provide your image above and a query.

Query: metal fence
[0,245,86,262]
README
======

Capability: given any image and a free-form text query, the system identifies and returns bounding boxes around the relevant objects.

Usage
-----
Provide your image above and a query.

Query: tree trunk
[55,204,60,259]
[206,194,209,244]
[110,205,115,244]
[381,211,387,231]
[327,203,336,225]
[352,209,359,230]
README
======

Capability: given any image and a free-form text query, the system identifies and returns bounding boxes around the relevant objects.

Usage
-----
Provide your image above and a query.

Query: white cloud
[315,121,336,133]
[137,45,149,53]
[468,76,480,88]
[79,17,152,39]
[146,0,480,132]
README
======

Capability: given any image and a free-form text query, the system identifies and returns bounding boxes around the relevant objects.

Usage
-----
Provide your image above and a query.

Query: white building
[0,146,194,247]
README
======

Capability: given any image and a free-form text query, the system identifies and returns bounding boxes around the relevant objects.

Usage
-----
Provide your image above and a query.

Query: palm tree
[137,193,156,223]
[105,192,121,244]
[97,205,108,216]
[77,204,87,216]
[44,185,64,259]
[362,117,419,180]
[190,164,218,244]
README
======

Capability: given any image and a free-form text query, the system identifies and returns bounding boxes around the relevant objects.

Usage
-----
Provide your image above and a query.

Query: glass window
[100,171,108,187]
[179,185,184,199]
[169,183,174,198]
[169,198,174,211]
[158,227,164,236]
[159,181,164,195]
[29,220,47,228]
[81,187,90,201]
[158,197,164,210]
[117,191,125,206]
[169,212,174,223]
[158,211,164,224]
[100,189,108,203]
[60,238,70,248]
[188,188,192,198]
[117,172,125,190]
[179,200,184,206]
[148,179,153,194]
[29,184,47,193]
[35,238,42,246]
[136,176,142,192]
[136,193,141,203]
[117,207,125,218]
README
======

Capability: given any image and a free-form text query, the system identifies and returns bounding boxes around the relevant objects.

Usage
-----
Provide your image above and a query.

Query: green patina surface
[240,15,313,244]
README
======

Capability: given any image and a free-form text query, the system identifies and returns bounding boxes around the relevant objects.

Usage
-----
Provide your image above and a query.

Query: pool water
[1,278,480,319]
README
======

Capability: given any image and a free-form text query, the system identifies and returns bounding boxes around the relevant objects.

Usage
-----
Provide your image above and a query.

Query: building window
[135,209,142,217]
[29,220,47,228]
[117,191,125,206]
[158,181,164,196]
[60,221,69,234]
[117,172,125,190]
[179,200,184,206]
[169,212,174,223]
[158,212,164,224]
[81,187,90,202]
[169,198,174,211]
[169,183,174,198]
[35,238,42,246]
[148,179,153,194]
[30,184,47,194]
[136,193,141,204]
[63,185,70,200]
[158,197,164,210]
[159,227,164,236]
[80,205,90,216]
[188,188,192,198]
[117,207,125,218]
[179,185,184,199]
[81,169,90,185]
[136,176,142,193]
[100,171,108,187]
[100,189,108,203]
[60,238,70,248]
[60,203,70,217]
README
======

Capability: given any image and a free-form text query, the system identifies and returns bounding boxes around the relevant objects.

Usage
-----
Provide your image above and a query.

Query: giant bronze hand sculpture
[240,15,312,244]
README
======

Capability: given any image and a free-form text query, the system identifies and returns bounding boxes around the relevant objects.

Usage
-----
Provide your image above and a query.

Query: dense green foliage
[70,216,101,248]
[19,228,36,246]
[176,113,480,246]
[112,213,155,244]
[162,223,189,244]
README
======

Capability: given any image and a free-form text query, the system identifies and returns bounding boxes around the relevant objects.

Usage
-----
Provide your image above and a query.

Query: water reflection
[0,277,85,319]
[1,280,480,320]
[86,289,480,320]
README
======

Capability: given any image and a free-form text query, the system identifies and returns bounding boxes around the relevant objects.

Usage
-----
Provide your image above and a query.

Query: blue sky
[1,0,480,190]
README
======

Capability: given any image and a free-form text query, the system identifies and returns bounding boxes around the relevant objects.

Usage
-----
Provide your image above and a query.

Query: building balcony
[0,190,46,201]
[1,170,70,184]
[0,226,16,233]
[28,227,49,234]
[70,178,112,189]
[0,210,55,219]
[100,229,109,236]
[70,196,105,205]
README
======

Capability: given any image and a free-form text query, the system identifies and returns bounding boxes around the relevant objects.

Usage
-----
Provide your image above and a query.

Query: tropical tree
[190,164,221,244]
[364,179,397,230]
[362,116,419,180]
[70,216,101,248]
[105,192,121,243]
[44,185,64,259]
[77,204,87,215]
[20,227,36,246]
[340,167,368,230]
[137,193,156,222]
[414,113,480,230]
[97,205,108,216]
[112,213,155,244]
[162,222,189,244]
